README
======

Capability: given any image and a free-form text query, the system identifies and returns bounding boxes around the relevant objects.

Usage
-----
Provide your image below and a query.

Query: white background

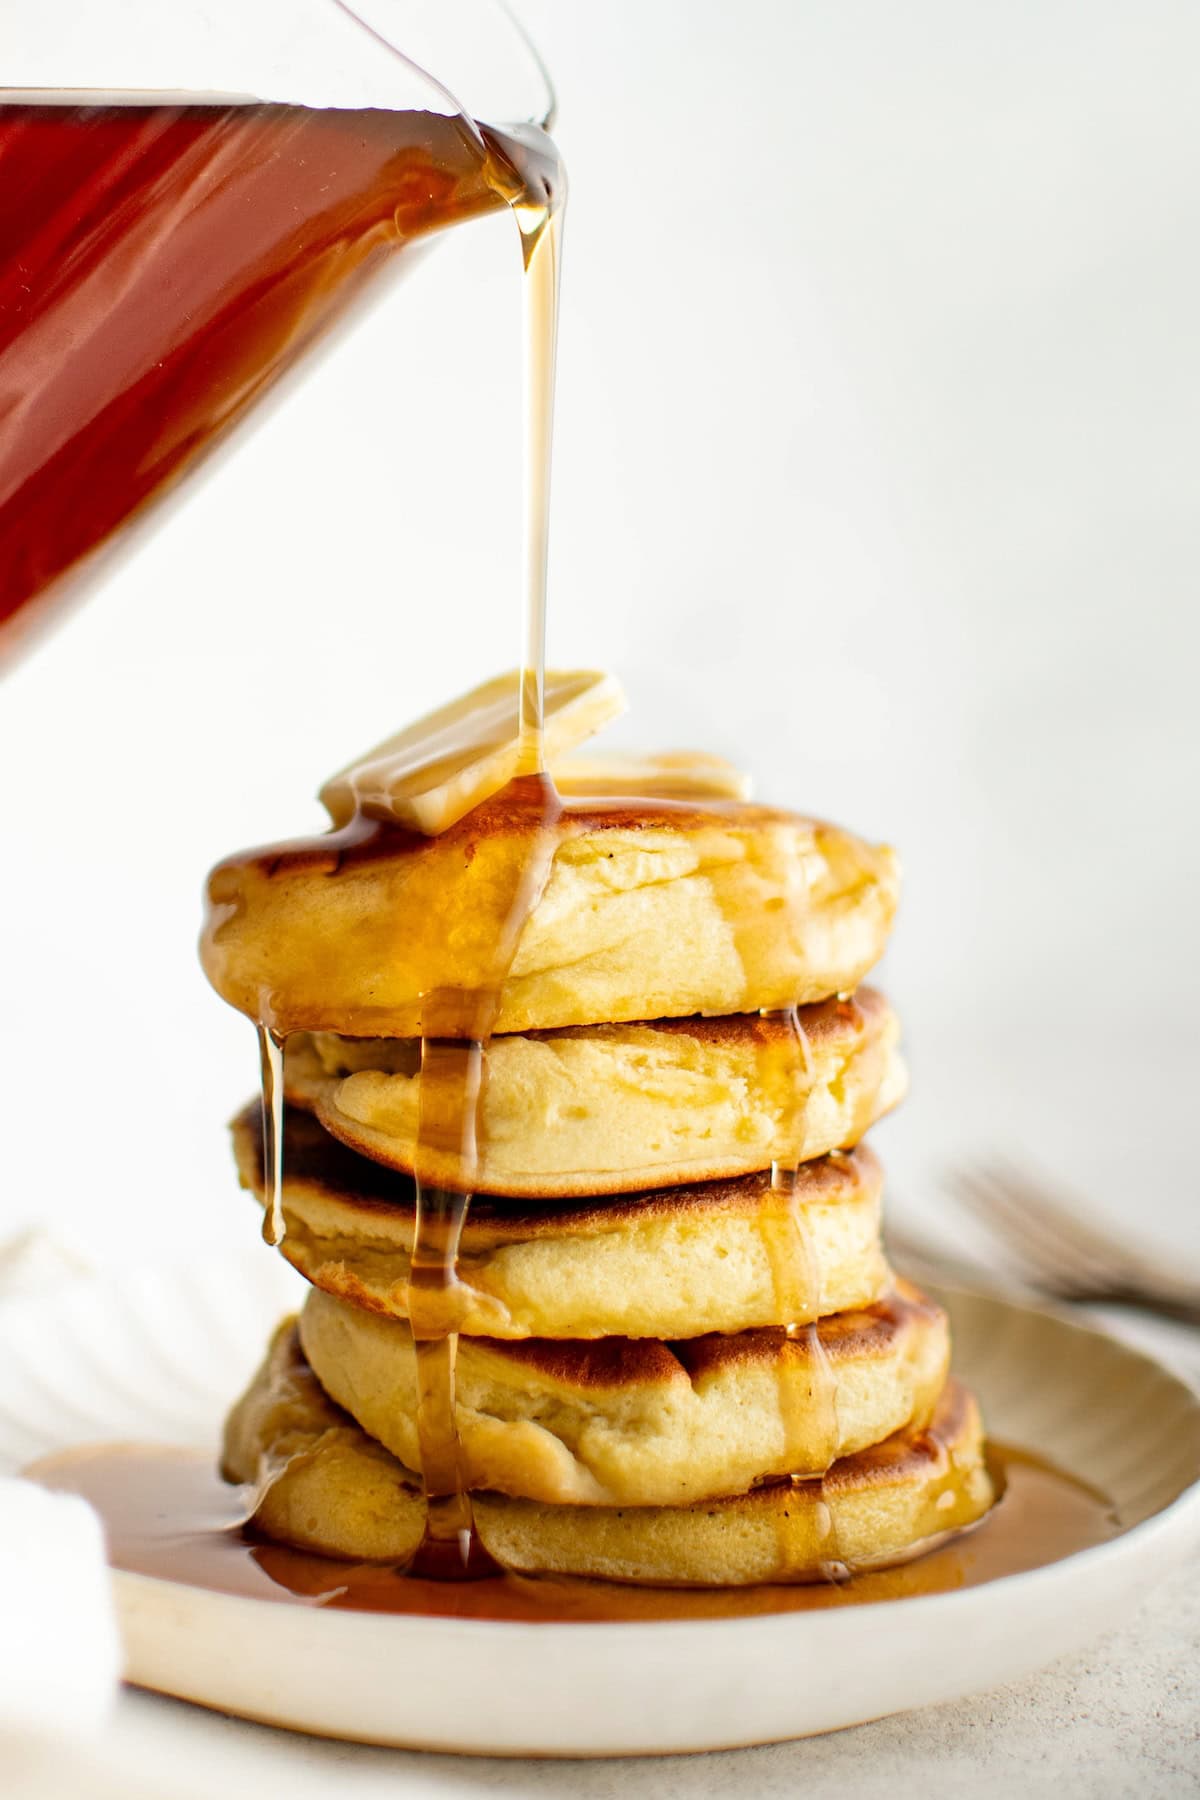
[1,0,1197,1271]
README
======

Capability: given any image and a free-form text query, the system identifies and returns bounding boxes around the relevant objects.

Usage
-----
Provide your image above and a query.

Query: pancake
[223,1322,994,1584]
[297,1282,949,1506]
[282,988,905,1198]
[230,1104,891,1339]
[201,790,900,1037]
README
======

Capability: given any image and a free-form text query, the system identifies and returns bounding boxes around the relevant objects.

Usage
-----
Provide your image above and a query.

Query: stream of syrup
[27,1441,1120,1622]
[249,117,567,1578]
[208,95,887,1583]
[405,128,565,1576]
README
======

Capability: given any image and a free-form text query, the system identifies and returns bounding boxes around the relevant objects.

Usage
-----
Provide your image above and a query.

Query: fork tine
[983,1157,1183,1290]
[984,1158,1200,1300]
[954,1162,1105,1288]
[950,1163,1113,1293]
[947,1158,1200,1323]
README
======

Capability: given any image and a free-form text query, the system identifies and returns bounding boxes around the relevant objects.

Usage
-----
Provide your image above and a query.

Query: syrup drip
[760,1003,847,1580]
[26,1441,1121,1620]
[491,123,565,774]
[406,1036,482,1573]
[256,1024,286,1249]
[210,115,567,1576]
[400,123,565,1577]
[404,771,562,1576]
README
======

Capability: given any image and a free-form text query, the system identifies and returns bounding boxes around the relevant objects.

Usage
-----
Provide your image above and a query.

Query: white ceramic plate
[3,1254,1199,1757]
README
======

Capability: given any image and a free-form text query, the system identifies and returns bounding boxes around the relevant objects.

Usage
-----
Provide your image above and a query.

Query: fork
[940,1159,1200,1330]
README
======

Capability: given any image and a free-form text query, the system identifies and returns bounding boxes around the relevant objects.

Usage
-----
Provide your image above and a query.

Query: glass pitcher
[0,0,554,660]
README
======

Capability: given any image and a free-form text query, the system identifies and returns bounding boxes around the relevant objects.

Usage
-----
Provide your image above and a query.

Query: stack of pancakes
[203,787,995,1585]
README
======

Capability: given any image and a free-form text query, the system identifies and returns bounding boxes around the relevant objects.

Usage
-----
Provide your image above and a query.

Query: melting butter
[320,669,626,835]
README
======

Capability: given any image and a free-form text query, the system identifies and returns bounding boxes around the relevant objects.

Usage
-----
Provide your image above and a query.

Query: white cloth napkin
[0,1232,122,1747]
[0,1474,122,1733]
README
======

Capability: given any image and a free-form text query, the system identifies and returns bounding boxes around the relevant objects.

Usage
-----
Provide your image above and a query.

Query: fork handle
[1097,1289,1200,1332]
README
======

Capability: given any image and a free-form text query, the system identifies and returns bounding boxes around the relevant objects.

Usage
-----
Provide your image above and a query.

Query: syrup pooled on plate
[27,1441,1120,1622]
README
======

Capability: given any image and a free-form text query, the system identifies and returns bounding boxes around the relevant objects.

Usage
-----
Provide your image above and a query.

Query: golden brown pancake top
[202,786,900,1036]
[212,793,812,884]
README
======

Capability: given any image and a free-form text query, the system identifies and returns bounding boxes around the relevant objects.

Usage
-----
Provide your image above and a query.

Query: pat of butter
[320,669,626,835]
[552,750,753,802]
